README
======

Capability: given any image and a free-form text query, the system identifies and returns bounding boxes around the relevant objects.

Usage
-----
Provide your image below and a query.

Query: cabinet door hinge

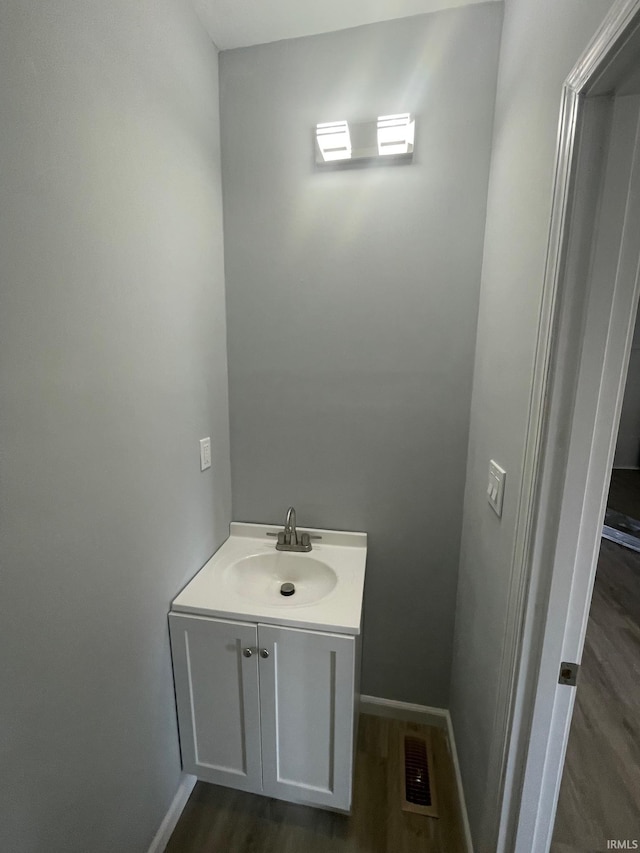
[558,661,580,686]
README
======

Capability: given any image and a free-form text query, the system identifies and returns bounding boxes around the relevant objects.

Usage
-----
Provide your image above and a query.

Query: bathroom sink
[171,522,367,635]
[223,552,338,606]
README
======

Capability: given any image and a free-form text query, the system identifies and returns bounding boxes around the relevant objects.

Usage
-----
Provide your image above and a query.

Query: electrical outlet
[200,437,211,471]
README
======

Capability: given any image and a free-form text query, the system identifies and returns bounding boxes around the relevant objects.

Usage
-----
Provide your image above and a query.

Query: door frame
[487,1,640,850]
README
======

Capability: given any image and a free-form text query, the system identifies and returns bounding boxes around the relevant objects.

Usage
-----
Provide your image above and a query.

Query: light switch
[487,460,505,517]
[200,437,211,471]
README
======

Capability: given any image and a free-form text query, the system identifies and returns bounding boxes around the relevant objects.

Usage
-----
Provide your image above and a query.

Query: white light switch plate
[200,437,211,471]
[487,460,506,517]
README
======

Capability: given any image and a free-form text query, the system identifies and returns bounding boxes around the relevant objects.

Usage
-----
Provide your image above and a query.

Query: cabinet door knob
[242,648,253,658]
[260,649,270,659]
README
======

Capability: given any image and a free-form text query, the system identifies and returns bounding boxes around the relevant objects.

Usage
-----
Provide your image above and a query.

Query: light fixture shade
[377,114,415,156]
[316,121,352,162]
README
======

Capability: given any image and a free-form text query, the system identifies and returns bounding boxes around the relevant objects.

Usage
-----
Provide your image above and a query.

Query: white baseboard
[360,695,473,853]
[147,774,197,853]
[360,694,448,728]
[445,710,474,853]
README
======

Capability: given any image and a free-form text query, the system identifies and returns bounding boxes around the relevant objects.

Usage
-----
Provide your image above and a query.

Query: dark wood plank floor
[551,470,640,853]
[166,715,466,853]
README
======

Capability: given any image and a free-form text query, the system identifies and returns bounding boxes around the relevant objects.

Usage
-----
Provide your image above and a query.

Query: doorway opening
[551,360,640,851]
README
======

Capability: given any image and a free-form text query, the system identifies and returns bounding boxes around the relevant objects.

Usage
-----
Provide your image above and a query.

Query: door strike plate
[558,661,580,686]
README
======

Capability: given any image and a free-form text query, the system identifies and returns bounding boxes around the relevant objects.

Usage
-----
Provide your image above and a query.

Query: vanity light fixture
[316,120,352,162]
[315,114,415,167]
[377,113,415,156]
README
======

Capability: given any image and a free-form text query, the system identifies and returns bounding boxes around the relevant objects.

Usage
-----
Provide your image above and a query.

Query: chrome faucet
[268,506,321,552]
[284,506,297,544]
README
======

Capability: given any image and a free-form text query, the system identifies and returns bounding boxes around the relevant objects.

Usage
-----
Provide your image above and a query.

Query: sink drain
[280,582,295,597]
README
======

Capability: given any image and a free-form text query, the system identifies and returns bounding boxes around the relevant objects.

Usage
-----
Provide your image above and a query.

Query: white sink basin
[171,522,367,635]
[223,552,338,606]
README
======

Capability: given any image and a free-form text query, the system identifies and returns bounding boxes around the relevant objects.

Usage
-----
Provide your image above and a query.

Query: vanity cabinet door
[257,624,356,811]
[169,613,262,793]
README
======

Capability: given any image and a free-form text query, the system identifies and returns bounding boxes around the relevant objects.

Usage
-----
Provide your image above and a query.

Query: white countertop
[171,522,367,635]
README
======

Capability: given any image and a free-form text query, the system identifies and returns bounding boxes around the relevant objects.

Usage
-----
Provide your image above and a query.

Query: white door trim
[486,2,640,850]
[514,92,640,853]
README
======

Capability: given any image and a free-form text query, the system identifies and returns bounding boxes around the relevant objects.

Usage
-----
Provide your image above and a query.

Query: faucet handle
[266,530,287,544]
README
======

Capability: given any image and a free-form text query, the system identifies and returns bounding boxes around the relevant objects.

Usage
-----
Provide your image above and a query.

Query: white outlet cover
[487,459,505,517]
[200,437,212,471]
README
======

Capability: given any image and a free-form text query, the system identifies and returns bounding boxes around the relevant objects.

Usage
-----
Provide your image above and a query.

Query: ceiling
[192,0,499,51]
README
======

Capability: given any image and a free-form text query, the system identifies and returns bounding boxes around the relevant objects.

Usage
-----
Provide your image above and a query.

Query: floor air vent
[401,731,439,817]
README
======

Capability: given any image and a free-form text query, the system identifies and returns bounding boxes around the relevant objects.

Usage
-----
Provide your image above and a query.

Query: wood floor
[551,470,640,853]
[166,715,466,853]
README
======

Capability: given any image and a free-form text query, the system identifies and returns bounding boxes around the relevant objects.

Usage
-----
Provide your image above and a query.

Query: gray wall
[448,0,613,848]
[0,3,231,852]
[614,312,640,468]
[220,4,502,706]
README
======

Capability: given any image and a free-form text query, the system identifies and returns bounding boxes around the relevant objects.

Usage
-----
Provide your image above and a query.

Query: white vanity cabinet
[169,612,358,811]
